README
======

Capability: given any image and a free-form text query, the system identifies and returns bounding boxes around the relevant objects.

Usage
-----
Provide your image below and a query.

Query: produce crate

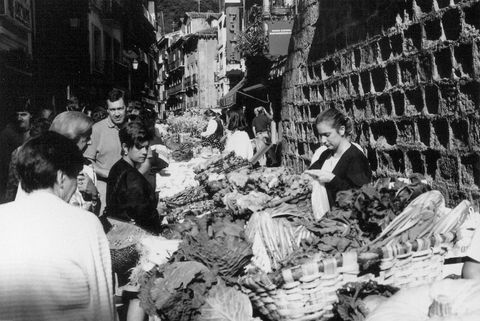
[241,233,455,321]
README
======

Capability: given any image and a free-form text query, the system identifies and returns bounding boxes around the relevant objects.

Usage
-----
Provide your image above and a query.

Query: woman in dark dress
[106,120,162,234]
[305,108,372,209]
[106,121,163,321]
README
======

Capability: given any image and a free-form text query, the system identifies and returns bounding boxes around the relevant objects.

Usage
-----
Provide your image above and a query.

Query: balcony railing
[270,6,293,16]
[168,60,184,71]
[167,82,184,95]
[184,76,192,88]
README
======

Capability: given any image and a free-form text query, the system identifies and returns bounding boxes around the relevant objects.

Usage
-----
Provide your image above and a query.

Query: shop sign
[268,20,293,56]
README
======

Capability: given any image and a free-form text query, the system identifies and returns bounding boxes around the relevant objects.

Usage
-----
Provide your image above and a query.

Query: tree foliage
[237,5,268,57]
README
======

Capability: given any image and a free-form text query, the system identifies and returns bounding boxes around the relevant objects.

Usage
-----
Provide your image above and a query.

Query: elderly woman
[49,111,100,214]
[0,132,114,320]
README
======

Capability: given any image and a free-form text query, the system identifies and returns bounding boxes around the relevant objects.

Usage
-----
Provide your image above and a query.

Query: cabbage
[199,280,254,321]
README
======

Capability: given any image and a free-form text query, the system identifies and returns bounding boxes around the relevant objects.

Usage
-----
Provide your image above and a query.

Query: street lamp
[132,59,139,70]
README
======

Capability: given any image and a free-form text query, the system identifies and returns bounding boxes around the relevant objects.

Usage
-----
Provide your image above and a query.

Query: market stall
[125,143,480,321]
[119,109,480,321]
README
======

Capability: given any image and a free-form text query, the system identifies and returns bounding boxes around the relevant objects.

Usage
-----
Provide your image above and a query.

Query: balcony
[168,60,184,72]
[184,75,192,88]
[0,0,32,32]
[167,82,184,95]
[101,0,124,24]
[270,6,293,16]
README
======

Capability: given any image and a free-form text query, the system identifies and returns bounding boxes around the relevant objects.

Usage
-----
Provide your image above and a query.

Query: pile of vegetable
[139,261,216,320]
[194,152,251,178]
[166,112,207,137]
[368,191,471,250]
[170,214,253,283]
[333,281,399,321]
[162,186,209,208]
[366,279,480,321]
[138,212,257,321]
[245,202,313,272]
[164,200,217,224]
[272,181,425,270]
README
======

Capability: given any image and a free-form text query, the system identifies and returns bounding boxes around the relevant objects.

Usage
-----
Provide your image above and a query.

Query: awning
[242,83,266,92]
[219,78,246,108]
[238,82,269,104]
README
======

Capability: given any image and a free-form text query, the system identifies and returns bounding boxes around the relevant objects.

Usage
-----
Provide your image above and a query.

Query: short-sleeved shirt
[0,191,115,320]
[83,117,122,178]
[252,114,270,133]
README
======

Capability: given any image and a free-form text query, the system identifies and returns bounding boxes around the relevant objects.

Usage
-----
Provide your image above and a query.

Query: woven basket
[242,233,455,321]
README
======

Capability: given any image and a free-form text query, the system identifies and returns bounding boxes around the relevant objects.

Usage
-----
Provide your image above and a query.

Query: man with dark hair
[0,99,33,203]
[84,88,127,213]
[0,132,115,320]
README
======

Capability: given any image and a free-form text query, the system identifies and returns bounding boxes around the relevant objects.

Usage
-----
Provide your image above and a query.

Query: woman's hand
[304,169,335,183]
[77,173,98,196]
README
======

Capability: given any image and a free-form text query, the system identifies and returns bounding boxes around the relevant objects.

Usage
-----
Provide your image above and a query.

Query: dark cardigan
[309,145,372,207]
[106,158,162,234]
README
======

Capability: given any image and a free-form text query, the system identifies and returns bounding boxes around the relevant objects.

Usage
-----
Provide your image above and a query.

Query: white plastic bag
[310,146,330,220]
[311,180,330,220]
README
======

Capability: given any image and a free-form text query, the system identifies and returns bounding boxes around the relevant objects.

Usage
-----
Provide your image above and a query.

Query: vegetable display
[333,281,399,321]
[163,186,209,208]
[366,279,480,321]
[145,143,476,321]
[138,261,217,320]
[164,214,253,282]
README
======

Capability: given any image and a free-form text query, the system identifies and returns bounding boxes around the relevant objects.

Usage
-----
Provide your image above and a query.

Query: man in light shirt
[0,132,114,320]
[84,88,127,214]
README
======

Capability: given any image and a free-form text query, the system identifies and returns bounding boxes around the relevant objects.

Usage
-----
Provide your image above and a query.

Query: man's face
[16,111,32,131]
[107,98,126,125]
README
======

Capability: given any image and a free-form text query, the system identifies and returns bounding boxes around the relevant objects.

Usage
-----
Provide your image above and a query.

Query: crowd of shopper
[0,90,165,321]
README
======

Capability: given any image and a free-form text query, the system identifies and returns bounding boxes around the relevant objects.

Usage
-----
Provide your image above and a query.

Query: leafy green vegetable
[333,281,399,321]
[139,261,217,320]
[199,280,253,321]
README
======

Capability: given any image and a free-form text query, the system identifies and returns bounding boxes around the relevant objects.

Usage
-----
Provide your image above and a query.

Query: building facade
[0,0,34,126]
[162,12,220,112]
[33,0,158,112]
[216,0,245,107]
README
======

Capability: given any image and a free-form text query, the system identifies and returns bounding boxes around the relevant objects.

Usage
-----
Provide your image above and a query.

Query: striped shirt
[0,191,115,320]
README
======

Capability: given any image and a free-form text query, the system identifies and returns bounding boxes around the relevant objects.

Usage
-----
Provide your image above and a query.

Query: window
[92,25,102,71]
[104,32,112,62]
[113,39,120,62]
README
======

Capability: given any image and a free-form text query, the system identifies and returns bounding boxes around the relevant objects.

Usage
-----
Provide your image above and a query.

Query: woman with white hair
[48,111,100,214]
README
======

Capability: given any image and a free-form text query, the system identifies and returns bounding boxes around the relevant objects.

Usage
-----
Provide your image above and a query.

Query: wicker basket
[242,233,455,321]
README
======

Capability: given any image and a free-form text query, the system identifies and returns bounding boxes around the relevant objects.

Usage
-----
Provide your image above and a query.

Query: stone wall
[281,0,480,205]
